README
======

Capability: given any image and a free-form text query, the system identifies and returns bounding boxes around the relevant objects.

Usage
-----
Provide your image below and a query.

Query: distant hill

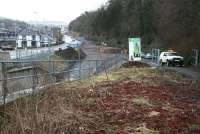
[0,17,29,32]
[28,21,67,26]
[0,16,7,20]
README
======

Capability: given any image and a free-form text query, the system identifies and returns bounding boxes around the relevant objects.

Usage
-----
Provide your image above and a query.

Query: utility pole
[48,37,51,73]
[79,43,81,74]
[78,43,81,79]
[58,26,59,45]
[14,23,18,61]
[37,27,40,58]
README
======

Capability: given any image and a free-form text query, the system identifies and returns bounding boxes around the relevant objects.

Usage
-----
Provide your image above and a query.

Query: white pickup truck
[159,51,184,66]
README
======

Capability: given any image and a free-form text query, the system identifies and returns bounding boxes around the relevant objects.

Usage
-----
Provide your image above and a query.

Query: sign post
[129,38,141,61]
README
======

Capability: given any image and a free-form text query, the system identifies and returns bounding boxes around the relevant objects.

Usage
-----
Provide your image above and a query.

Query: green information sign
[129,38,141,61]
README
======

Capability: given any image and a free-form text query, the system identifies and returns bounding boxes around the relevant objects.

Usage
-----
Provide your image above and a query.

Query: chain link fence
[0,53,124,105]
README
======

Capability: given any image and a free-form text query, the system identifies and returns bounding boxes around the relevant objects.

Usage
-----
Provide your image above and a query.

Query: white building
[36,35,41,47]
[17,35,23,48]
[42,36,49,46]
[16,34,52,48]
[26,35,32,47]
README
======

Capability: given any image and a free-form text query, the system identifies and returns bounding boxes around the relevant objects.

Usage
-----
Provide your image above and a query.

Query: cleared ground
[0,62,200,134]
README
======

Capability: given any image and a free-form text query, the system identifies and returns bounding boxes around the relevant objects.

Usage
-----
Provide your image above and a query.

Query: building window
[31,41,36,47]
[22,41,27,48]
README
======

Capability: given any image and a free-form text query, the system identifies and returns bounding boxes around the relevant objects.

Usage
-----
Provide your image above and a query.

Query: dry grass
[38,55,66,71]
[132,97,154,107]
[94,67,184,85]
[1,66,197,134]
[124,123,159,134]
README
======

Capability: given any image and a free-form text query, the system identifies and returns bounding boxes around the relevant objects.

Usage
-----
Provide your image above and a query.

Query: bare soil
[122,61,151,68]
[99,47,121,54]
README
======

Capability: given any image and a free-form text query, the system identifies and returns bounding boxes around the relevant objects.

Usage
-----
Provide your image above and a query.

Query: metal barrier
[151,49,160,64]
[192,49,199,66]
[0,54,124,105]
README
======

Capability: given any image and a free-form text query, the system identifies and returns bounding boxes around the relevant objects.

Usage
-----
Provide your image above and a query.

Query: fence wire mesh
[0,53,124,105]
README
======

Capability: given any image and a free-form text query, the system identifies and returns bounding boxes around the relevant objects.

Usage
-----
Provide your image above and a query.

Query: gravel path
[164,67,200,79]
[142,59,200,80]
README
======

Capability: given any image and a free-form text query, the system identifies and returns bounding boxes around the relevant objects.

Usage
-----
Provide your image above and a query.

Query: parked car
[1,46,14,51]
[144,53,152,59]
[141,52,146,58]
[159,51,184,66]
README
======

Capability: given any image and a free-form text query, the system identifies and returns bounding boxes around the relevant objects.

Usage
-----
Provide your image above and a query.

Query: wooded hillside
[69,0,200,51]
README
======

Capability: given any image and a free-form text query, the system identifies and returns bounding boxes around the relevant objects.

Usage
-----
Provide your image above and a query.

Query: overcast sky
[0,0,108,24]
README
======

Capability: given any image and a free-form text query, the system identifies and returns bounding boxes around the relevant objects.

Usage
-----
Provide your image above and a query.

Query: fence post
[157,49,160,65]
[52,61,55,83]
[2,62,8,106]
[151,49,154,63]
[151,49,160,65]
[96,60,98,74]
[52,61,55,75]
[79,60,81,80]
[195,49,199,66]
[32,63,37,94]
[78,47,81,80]
[192,49,199,66]
[100,60,103,73]
[67,61,70,81]
[67,70,70,81]
[89,61,91,76]
[121,51,123,65]
[198,50,199,66]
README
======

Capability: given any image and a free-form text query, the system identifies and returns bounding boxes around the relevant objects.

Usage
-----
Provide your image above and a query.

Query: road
[163,66,200,79]
[69,41,119,80]
[143,59,200,80]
